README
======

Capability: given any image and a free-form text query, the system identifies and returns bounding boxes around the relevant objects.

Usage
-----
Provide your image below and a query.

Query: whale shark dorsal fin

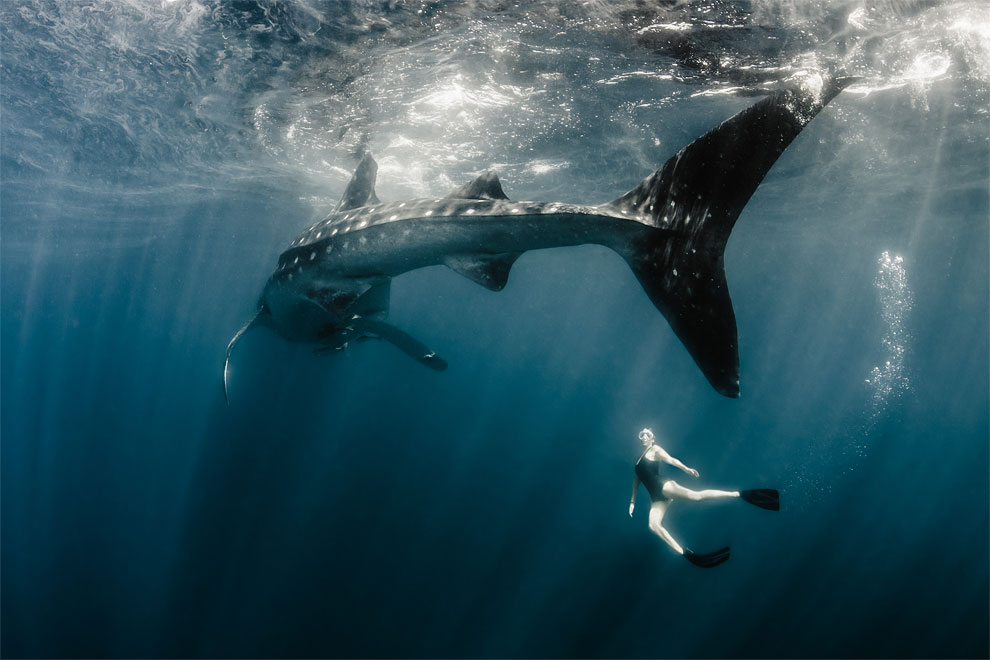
[335,152,381,212]
[446,171,510,201]
[444,252,520,291]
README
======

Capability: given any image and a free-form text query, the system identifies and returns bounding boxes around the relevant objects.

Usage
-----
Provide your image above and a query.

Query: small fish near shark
[225,76,854,402]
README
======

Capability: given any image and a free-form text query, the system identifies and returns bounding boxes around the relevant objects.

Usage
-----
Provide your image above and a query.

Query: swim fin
[683,546,731,568]
[740,489,780,511]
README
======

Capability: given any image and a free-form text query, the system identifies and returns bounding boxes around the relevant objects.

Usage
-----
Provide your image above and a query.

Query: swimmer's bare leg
[663,480,740,502]
[647,501,684,555]
[648,497,731,567]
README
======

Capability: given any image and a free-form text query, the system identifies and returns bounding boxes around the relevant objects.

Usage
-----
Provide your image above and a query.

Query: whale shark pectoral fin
[446,171,510,201]
[444,252,521,291]
[334,152,381,212]
[223,306,272,405]
[348,318,448,371]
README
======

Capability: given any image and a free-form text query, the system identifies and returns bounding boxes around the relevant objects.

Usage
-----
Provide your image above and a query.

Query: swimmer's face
[639,428,654,446]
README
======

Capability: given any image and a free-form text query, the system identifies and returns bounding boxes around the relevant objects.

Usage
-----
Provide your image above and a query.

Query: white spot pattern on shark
[223,78,856,404]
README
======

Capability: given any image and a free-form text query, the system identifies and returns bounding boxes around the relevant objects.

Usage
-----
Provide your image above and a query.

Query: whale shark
[225,77,853,401]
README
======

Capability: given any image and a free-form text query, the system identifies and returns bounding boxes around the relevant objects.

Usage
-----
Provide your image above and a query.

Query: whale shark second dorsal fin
[446,171,510,201]
[335,152,381,212]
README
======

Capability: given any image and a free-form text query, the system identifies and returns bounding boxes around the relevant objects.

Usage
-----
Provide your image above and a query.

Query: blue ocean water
[1,1,987,657]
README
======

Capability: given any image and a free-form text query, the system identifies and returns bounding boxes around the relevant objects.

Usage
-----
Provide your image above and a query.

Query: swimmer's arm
[629,475,640,516]
[655,446,700,478]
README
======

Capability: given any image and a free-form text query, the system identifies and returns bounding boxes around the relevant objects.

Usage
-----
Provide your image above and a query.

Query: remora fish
[225,77,853,401]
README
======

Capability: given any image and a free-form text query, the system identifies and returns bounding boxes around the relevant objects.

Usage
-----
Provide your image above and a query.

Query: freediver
[629,428,779,568]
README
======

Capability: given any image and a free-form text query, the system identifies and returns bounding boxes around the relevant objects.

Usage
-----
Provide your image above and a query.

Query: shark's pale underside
[225,77,854,402]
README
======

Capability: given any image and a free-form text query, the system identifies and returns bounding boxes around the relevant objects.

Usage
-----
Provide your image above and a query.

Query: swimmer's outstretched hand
[628,502,635,517]
[688,468,700,478]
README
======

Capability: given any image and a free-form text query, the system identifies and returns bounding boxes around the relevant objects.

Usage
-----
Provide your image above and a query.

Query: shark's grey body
[264,197,651,337]
[226,77,853,401]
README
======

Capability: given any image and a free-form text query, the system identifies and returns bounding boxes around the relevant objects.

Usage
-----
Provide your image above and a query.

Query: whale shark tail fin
[223,305,272,405]
[612,76,855,397]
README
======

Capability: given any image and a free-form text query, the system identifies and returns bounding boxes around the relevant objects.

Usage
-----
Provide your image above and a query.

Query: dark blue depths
[2,3,989,658]
[3,176,987,658]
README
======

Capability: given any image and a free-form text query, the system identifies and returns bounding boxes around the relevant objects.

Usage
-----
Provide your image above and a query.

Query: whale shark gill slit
[223,77,854,403]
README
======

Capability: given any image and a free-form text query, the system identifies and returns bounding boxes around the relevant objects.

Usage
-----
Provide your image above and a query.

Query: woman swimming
[629,428,779,567]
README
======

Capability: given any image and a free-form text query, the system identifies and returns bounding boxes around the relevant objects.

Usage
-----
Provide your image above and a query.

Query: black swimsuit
[635,453,669,502]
